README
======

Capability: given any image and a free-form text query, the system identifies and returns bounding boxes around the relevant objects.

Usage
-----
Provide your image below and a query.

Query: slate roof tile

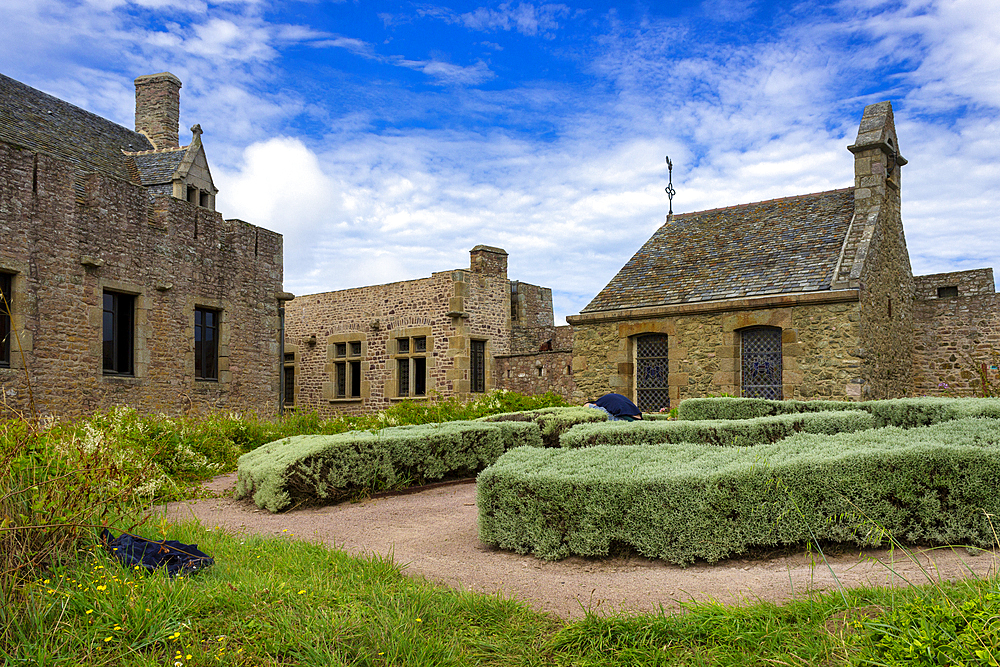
[582,188,854,313]
[0,73,153,182]
[130,149,186,185]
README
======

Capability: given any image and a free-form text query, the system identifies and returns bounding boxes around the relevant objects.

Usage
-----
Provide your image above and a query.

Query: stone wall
[569,292,863,407]
[510,280,557,354]
[913,269,1000,396]
[284,251,510,416]
[0,140,284,418]
[496,350,575,400]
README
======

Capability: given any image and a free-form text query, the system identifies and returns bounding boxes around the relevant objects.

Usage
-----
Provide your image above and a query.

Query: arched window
[740,326,783,399]
[635,334,669,412]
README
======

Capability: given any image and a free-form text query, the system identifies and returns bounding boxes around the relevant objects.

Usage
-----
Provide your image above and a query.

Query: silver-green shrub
[478,418,1000,565]
[676,396,1000,427]
[236,420,541,512]
[677,397,864,420]
[478,406,608,447]
[559,411,875,448]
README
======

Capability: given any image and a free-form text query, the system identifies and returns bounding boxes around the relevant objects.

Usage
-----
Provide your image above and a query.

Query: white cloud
[419,2,572,37]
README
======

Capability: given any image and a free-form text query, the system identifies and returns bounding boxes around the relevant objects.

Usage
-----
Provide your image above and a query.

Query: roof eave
[568,288,860,325]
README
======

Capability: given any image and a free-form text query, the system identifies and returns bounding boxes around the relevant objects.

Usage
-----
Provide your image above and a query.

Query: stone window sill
[329,397,363,404]
[101,375,142,384]
[388,396,430,402]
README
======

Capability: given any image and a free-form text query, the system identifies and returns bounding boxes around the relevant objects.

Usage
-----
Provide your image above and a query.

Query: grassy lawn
[6,520,1000,666]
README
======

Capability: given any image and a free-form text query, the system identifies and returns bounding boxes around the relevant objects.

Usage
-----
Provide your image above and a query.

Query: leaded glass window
[636,334,669,412]
[741,326,783,399]
[470,340,486,393]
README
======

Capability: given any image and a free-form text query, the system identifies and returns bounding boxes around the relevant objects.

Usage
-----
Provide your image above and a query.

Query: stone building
[283,246,575,415]
[912,268,1000,396]
[568,101,917,409]
[0,72,286,418]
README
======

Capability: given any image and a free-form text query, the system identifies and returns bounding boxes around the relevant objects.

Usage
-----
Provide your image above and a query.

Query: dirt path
[164,475,998,620]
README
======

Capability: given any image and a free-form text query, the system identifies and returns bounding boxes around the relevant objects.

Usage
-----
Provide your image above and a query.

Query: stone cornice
[567,289,861,325]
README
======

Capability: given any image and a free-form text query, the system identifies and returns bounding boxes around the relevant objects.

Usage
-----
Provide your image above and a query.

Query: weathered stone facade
[567,101,916,408]
[912,269,1000,396]
[285,247,578,415]
[498,286,575,399]
[569,294,863,405]
[0,73,284,418]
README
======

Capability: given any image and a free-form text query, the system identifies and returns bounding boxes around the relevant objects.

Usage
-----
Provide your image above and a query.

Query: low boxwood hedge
[478,406,608,447]
[559,410,875,448]
[676,396,1000,427]
[477,417,1000,565]
[236,420,541,512]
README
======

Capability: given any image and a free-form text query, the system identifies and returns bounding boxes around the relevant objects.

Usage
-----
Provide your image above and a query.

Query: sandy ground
[163,474,998,621]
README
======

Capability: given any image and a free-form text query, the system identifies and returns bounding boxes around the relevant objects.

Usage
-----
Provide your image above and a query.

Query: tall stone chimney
[847,100,906,218]
[134,72,182,150]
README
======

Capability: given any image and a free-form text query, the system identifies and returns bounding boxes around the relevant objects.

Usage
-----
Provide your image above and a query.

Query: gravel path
[164,474,998,620]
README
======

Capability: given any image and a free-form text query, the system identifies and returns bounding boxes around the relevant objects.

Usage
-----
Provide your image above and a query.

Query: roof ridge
[671,187,853,219]
[124,145,190,156]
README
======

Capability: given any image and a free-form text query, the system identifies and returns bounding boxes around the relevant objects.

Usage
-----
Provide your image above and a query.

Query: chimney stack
[134,72,182,150]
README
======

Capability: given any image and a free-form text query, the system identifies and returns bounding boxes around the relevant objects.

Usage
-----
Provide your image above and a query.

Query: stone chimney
[470,245,508,278]
[848,101,907,217]
[134,72,182,150]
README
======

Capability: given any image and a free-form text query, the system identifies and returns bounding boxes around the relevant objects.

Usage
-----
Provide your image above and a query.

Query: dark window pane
[336,362,346,398]
[414,337,426,353]
[195,307,219,380]
[397,338,410,354]
[398,359,409,396]
[103,292,134,375]
[350,360,361,397]
[284,365,295,405]
[335,343,346,358]
[470,340,485,393]
[1,273,12,366]
[741,327,783,399]
[350,341,361,357]
[414,357,426,396]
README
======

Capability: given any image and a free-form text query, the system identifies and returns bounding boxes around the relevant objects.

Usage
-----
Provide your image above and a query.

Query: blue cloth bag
[101,529,214,577]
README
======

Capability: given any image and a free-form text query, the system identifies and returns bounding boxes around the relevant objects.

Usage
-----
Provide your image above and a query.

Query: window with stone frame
[0,272,11,368]
[740,326,783,399]
[334,340,363,399]
[396,335,428,397]
[470,339,486,393]
[103,291,135,376]
[283,352,296,406]
[194,307,219,380]
[635,334,669,412]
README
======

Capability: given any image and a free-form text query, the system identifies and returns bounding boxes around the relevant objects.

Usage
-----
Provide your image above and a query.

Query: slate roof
[130,148,186,186]
[582,188,855,313]
[0,72,153,182]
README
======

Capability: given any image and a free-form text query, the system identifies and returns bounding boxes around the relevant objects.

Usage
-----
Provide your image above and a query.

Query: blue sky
[2,0,998,323]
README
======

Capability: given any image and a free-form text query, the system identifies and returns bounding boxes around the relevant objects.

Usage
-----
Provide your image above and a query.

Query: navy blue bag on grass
[101,529,214,577]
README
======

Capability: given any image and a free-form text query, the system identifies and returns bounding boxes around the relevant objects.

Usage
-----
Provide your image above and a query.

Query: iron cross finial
[665,156,675,216]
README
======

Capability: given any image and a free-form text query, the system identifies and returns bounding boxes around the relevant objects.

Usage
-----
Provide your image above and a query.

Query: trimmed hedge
[477,417,1000,565]
[559,410,875,448]
[478,406,609,447]
[236,420,541,512]
[676,396,1000,427]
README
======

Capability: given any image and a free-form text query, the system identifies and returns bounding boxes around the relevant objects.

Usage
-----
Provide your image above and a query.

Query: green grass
[4,521,999,666]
